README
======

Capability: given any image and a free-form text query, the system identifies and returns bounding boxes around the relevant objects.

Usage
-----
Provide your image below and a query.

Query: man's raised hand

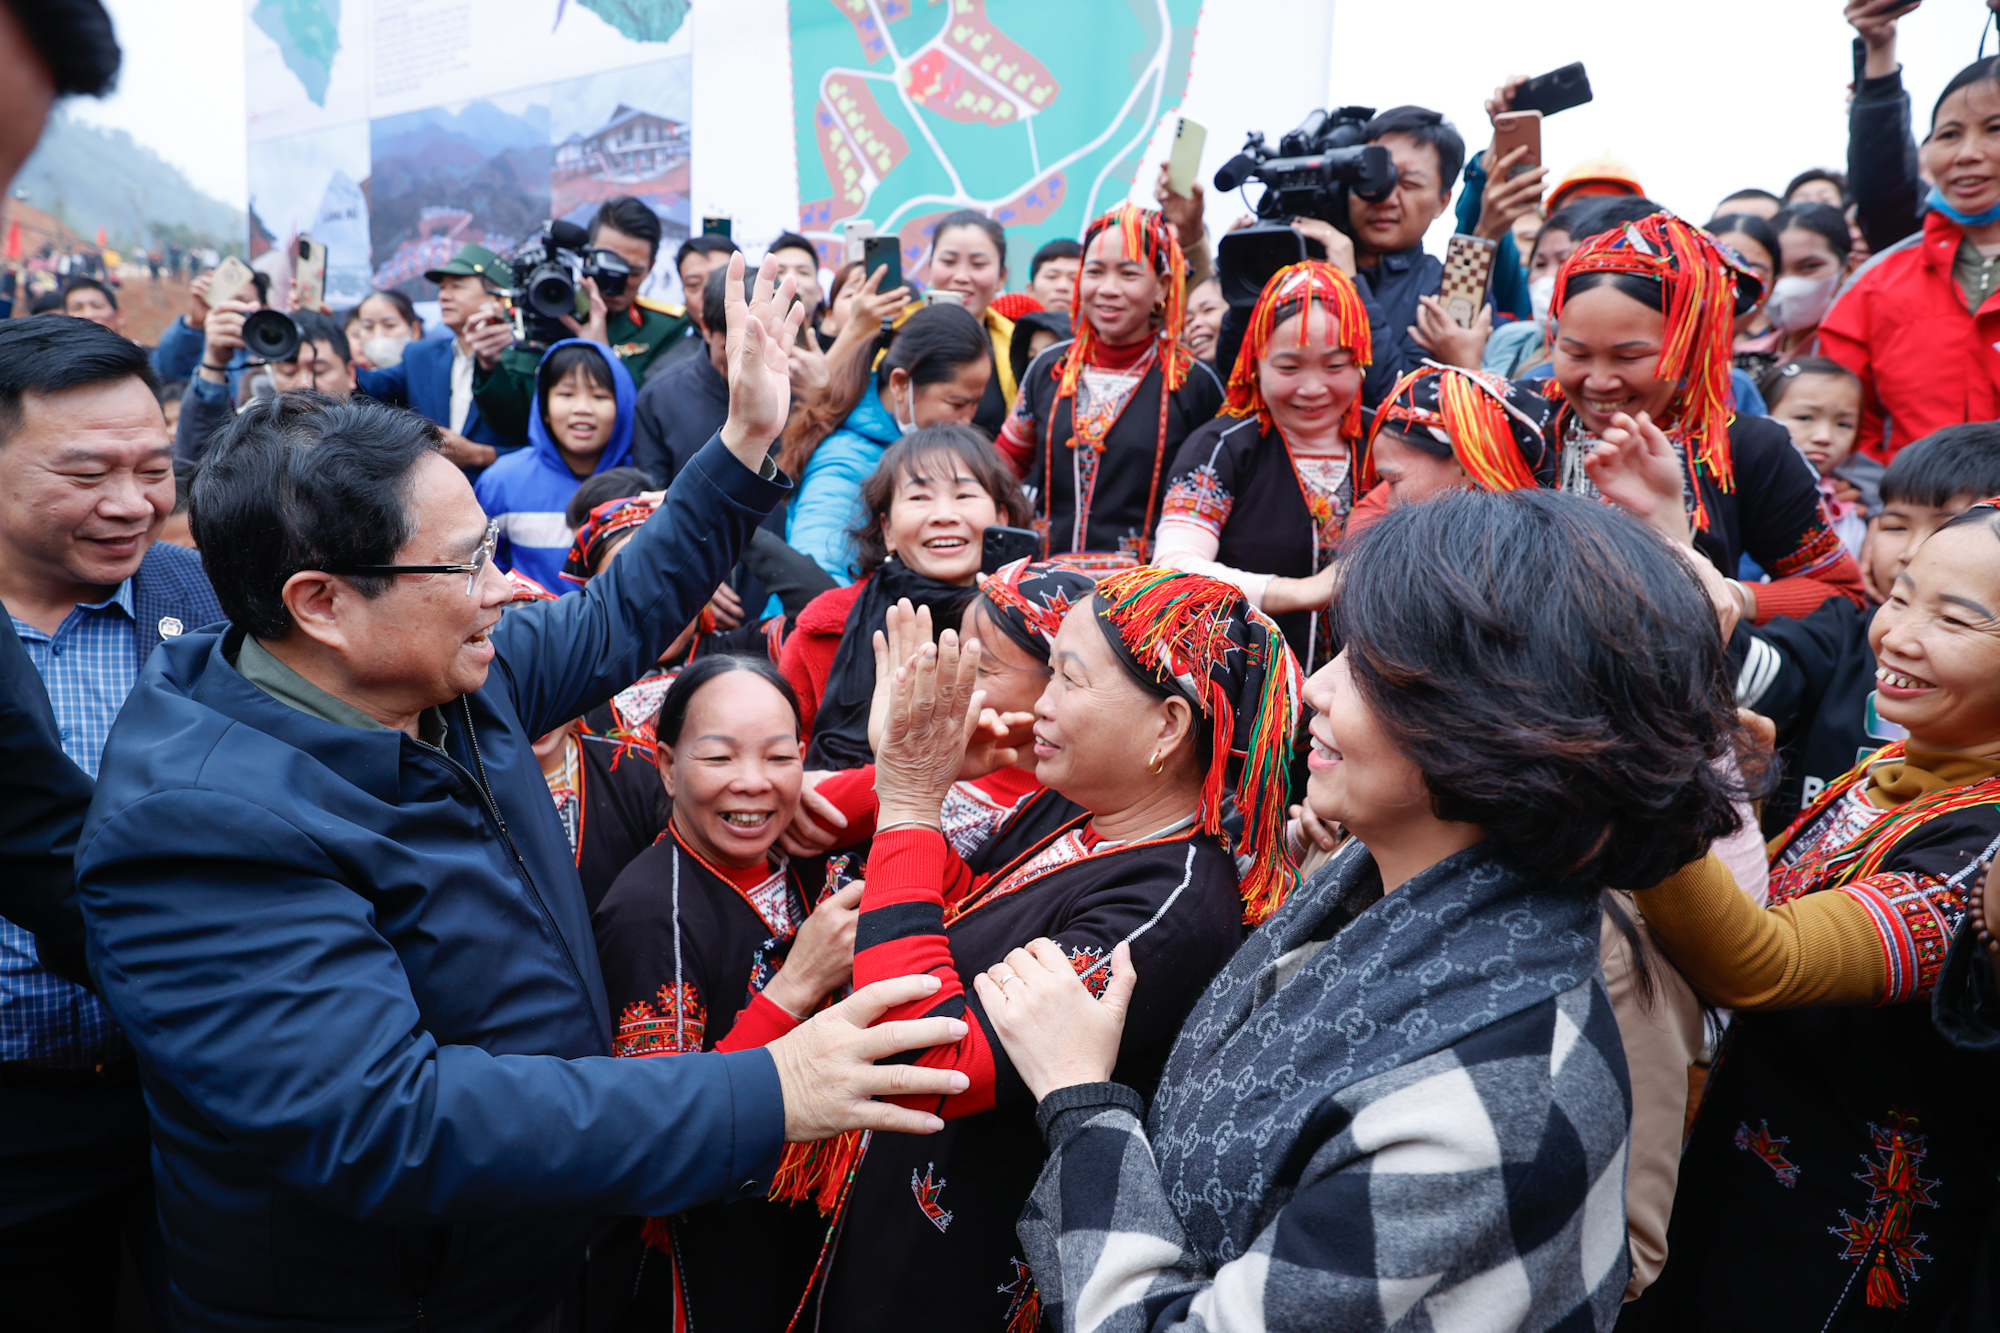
[719,251,807,471]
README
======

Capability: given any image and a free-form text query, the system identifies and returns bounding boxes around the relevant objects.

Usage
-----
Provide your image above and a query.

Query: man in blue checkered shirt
[0,312,221,1326]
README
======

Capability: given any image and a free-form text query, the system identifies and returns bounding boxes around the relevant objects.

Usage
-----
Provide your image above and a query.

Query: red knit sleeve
[713,991,804,1052]
[812,765,880,845]
[1753,550,1868,623]
[851,828,997,1118]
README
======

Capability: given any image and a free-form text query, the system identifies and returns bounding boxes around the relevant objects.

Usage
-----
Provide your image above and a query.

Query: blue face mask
[1926,186,2000,229]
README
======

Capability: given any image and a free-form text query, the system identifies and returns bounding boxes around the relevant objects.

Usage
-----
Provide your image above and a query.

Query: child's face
[546,364,618,467]
[1773,372,1861,476]
[1863,492,1981,603]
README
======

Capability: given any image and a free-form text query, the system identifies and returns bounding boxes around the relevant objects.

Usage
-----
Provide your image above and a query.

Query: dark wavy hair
[1330,488,1746,895]
[848,424,1027,579]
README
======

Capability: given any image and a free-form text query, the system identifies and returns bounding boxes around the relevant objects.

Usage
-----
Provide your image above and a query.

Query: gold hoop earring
[1147,750,1165,775]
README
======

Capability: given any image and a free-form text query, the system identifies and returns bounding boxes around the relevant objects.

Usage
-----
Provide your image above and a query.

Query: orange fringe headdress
[1223,260,1373,440]
[1092,566,1304,925]
[1547,210,1746,498]
[1359,362,1554,494]
[1055,204,1192,402]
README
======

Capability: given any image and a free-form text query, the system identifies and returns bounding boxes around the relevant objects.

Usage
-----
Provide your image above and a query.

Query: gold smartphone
[294,234,326,309]
[206,255,256,307]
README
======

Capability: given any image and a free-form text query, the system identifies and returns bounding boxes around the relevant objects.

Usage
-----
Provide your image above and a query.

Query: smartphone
[841,218,876,264]
[1490,111,1542,180]
[981,525,1042,574]
[701,214,732,238]
[1440,234,1498,329]
[921,288,964,309]
[862,234,902,297]
[1511,62,1593,118]
[294,234,326,310]
[1166,115,1207,196]
[206,255,256,308]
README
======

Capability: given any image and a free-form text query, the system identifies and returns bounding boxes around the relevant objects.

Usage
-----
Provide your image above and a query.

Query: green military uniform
[471,296,694,442]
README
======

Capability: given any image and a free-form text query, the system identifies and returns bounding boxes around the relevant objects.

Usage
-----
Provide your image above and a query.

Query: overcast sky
[64,0,1997,236]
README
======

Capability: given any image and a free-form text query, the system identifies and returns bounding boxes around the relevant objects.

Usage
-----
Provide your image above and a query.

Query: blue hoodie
[786,384,900,585]
[474,339,636,592]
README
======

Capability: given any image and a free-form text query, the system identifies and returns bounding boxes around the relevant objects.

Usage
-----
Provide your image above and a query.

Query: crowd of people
[8,1,2000,1331]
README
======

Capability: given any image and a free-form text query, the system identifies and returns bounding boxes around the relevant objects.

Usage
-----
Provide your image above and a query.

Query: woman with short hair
[974,487,1748,1332]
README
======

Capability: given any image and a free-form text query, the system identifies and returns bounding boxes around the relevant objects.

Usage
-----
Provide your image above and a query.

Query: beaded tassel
[1223,261,1373,442]
[1360,363,1545,495]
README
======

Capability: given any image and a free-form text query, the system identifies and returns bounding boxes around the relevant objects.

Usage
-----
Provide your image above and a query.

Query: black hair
[590,196,663,263]
[5,0,120,97]
[1561,207,1762,316]
[1881,424,2000,509]
[929,209,1008,271]
[770,231,820,264]
[1717,187,1781,210]
[825,259,865,312]
[1565,195,1668,240]
[189,393,442,639]
[1932,56,2000,132]
[1937,500,2000,542]
[875,301,990,393]
[849,425,1028,578]
[1332,487,1746,894]
[675,233,740,273]
[0,313,158,444]
[1772,201,1853,264]
[62,275,117,312]
[702,263,757,339]
[1029,237,1083,280]
[1705,213,1782,273]
[1362,105,1465,195]
[654,654,802,751]
[171,459,196,516]
[1758,356,1858,412]
[288,310,351,365]
[358,288,422,332]
[158,377,188,406]
[1530,204,1591,259]
[565,465,657,529]
[340,306,364,332]
[536,343,617,427]
[29,290,65,315]
[1783,168,1849,205]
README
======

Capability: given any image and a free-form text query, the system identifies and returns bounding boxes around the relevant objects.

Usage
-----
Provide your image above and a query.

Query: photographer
[353,243,524,475]
[469,197,695,444]
[173,283,268,465]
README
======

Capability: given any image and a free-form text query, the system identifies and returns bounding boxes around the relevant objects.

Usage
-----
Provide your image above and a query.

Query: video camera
[505,220,635,347]
[1212,107,1398,306]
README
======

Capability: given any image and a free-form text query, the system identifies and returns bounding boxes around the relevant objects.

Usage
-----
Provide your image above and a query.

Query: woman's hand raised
[720,251,808,471]
[973,939,1136,1101]
[874,627,985,831]
[867,600,935,756]
[1587,411,1692,545]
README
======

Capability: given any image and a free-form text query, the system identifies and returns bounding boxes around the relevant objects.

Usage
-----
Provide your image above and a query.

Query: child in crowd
[1730,422,2000,832]
[474,339,636,591]
[1761,356,1867,559]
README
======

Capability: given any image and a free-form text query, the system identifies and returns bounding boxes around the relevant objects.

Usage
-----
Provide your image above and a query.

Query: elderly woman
[592,655,866,1332]
[1155,261,1372,673]
[770,568,1305,1328]
[1618,500,2000,1330]
[976,488,1747,1332]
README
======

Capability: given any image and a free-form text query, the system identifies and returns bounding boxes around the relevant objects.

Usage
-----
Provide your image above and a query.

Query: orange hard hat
[1546,156,1645,212]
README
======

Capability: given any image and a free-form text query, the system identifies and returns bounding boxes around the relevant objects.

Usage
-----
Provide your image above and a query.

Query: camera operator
[172,283,270,464]
[352,243,524,476]
[469,197,696,444]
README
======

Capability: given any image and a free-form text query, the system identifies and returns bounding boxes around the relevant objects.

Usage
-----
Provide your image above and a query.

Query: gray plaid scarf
[1148,838,1602,1263]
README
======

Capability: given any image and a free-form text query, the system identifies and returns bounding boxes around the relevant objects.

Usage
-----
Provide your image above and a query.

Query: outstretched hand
[765,974,969,1140]
[973,939,1136,1102]
[868,600,935,756]
[1587,411,1691,545]
[720,251,807,471]
[873,628,984,830]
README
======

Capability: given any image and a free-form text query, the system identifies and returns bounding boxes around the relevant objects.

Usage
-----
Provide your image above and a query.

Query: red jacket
[1818,210,2000,464]
[778,579,866,744]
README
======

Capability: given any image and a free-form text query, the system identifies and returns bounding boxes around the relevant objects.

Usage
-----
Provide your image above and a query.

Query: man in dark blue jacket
[76,257,967,1332]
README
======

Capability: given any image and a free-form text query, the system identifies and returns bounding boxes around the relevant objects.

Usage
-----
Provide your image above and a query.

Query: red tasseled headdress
[1359,362,1554,495]
[1092,566,1304,924]
[1055,205,1192,401]
[1548,211,1745,500]
[1222,260,1373,440]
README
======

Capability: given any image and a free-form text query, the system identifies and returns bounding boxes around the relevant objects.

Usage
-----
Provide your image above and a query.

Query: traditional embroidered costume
[592,827,830,1332]
[1541,213,1866,623]
[998,207,1225,572]
[773,570,1302,1330]
[1157,263,1372,672]
[538,729,668,914]
[1625,743,2000,1330]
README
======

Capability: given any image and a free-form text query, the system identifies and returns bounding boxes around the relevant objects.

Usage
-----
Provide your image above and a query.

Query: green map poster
[792,0,1202,278]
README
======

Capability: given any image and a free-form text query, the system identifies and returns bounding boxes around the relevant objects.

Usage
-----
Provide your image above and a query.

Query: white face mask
[1764,274,1839,333]
[362,334,409,368]
[1529,274,1556,323]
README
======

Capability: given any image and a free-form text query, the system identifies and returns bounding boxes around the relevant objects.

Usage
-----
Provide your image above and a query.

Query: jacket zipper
[432,696,592,999]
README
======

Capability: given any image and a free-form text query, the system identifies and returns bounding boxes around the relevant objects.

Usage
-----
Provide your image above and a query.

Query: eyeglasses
[320,519,500,595]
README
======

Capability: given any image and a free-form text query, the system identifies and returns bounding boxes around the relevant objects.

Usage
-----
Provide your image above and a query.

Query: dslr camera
[1212,107,1398,306]
[505,220,636,347]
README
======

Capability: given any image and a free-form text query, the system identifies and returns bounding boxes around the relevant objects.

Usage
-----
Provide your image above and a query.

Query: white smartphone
[841,218,876,264]
[1167,115,1207,196]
